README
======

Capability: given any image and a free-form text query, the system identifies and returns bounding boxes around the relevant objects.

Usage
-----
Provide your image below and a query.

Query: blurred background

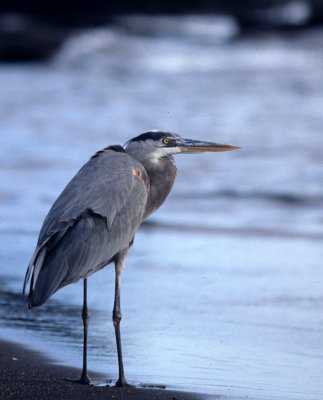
[0,1,323,399]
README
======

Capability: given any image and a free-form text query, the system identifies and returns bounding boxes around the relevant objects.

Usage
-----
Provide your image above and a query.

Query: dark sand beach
[0,339,212,400]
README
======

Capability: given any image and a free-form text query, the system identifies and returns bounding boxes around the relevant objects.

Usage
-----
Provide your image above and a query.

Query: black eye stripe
[130,131,169,143]
[129,131,179,144]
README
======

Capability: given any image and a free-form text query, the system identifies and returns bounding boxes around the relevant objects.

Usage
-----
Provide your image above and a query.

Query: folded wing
[24,149,149,307]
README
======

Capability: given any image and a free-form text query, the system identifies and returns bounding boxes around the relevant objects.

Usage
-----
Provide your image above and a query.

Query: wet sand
[0,339,212,400]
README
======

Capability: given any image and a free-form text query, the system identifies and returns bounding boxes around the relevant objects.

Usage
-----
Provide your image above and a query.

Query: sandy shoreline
[0,338,213,400]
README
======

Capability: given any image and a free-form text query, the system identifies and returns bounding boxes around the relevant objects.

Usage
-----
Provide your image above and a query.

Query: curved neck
[143,156,177,218]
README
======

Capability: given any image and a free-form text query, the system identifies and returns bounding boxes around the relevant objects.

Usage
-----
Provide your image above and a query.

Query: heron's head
[125,130,239,164]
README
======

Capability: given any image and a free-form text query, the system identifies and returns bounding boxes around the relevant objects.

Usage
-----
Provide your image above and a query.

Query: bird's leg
[79,277,91,384]
[113,251,130,387]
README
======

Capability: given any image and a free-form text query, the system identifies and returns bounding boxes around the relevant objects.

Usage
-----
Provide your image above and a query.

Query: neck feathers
[143,157,177,218]
[126,142,178,218]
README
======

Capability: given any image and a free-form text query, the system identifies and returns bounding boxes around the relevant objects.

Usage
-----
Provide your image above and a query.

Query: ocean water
[0,16,323,399]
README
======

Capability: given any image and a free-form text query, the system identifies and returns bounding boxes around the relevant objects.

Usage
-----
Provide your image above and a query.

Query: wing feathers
[40,152,138,241]
[25,150,149,308]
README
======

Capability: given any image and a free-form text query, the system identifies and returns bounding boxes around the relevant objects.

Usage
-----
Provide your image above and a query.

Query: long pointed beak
[178,138,240,153]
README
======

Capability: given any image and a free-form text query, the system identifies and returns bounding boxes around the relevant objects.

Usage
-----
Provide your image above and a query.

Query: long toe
[115,377,133,387]
[62,376,92,385]
[79,374,91,385]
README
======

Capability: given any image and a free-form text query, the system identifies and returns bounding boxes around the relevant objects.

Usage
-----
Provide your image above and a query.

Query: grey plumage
[25,148,148,307]
[23,130,239,386]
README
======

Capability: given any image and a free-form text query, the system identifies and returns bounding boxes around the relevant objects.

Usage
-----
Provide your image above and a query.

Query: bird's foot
[115,377,133,387]
[79,373,92,385]
[63,373,92,385]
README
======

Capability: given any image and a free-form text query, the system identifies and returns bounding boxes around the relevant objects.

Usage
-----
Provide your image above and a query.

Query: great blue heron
[23,130,239,386]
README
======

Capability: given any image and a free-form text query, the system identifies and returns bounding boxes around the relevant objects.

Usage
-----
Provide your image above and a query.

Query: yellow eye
[163,138,169,145]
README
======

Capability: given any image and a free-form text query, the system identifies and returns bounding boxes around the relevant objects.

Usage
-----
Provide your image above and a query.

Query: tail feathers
[23,246,47,308]
[23,236,52,295]
[24,224,76,308]
[27,258,71,308]
[23,248,38,295]
[30,247,47,291]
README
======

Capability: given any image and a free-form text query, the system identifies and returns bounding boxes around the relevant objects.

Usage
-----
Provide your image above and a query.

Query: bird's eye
[162,138,169,145]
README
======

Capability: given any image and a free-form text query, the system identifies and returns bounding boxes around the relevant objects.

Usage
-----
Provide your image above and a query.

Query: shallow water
[0,16,323,399]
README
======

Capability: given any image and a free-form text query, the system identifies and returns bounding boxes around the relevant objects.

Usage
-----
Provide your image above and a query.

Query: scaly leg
[79,277,91,384]
[113,251,129,387]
